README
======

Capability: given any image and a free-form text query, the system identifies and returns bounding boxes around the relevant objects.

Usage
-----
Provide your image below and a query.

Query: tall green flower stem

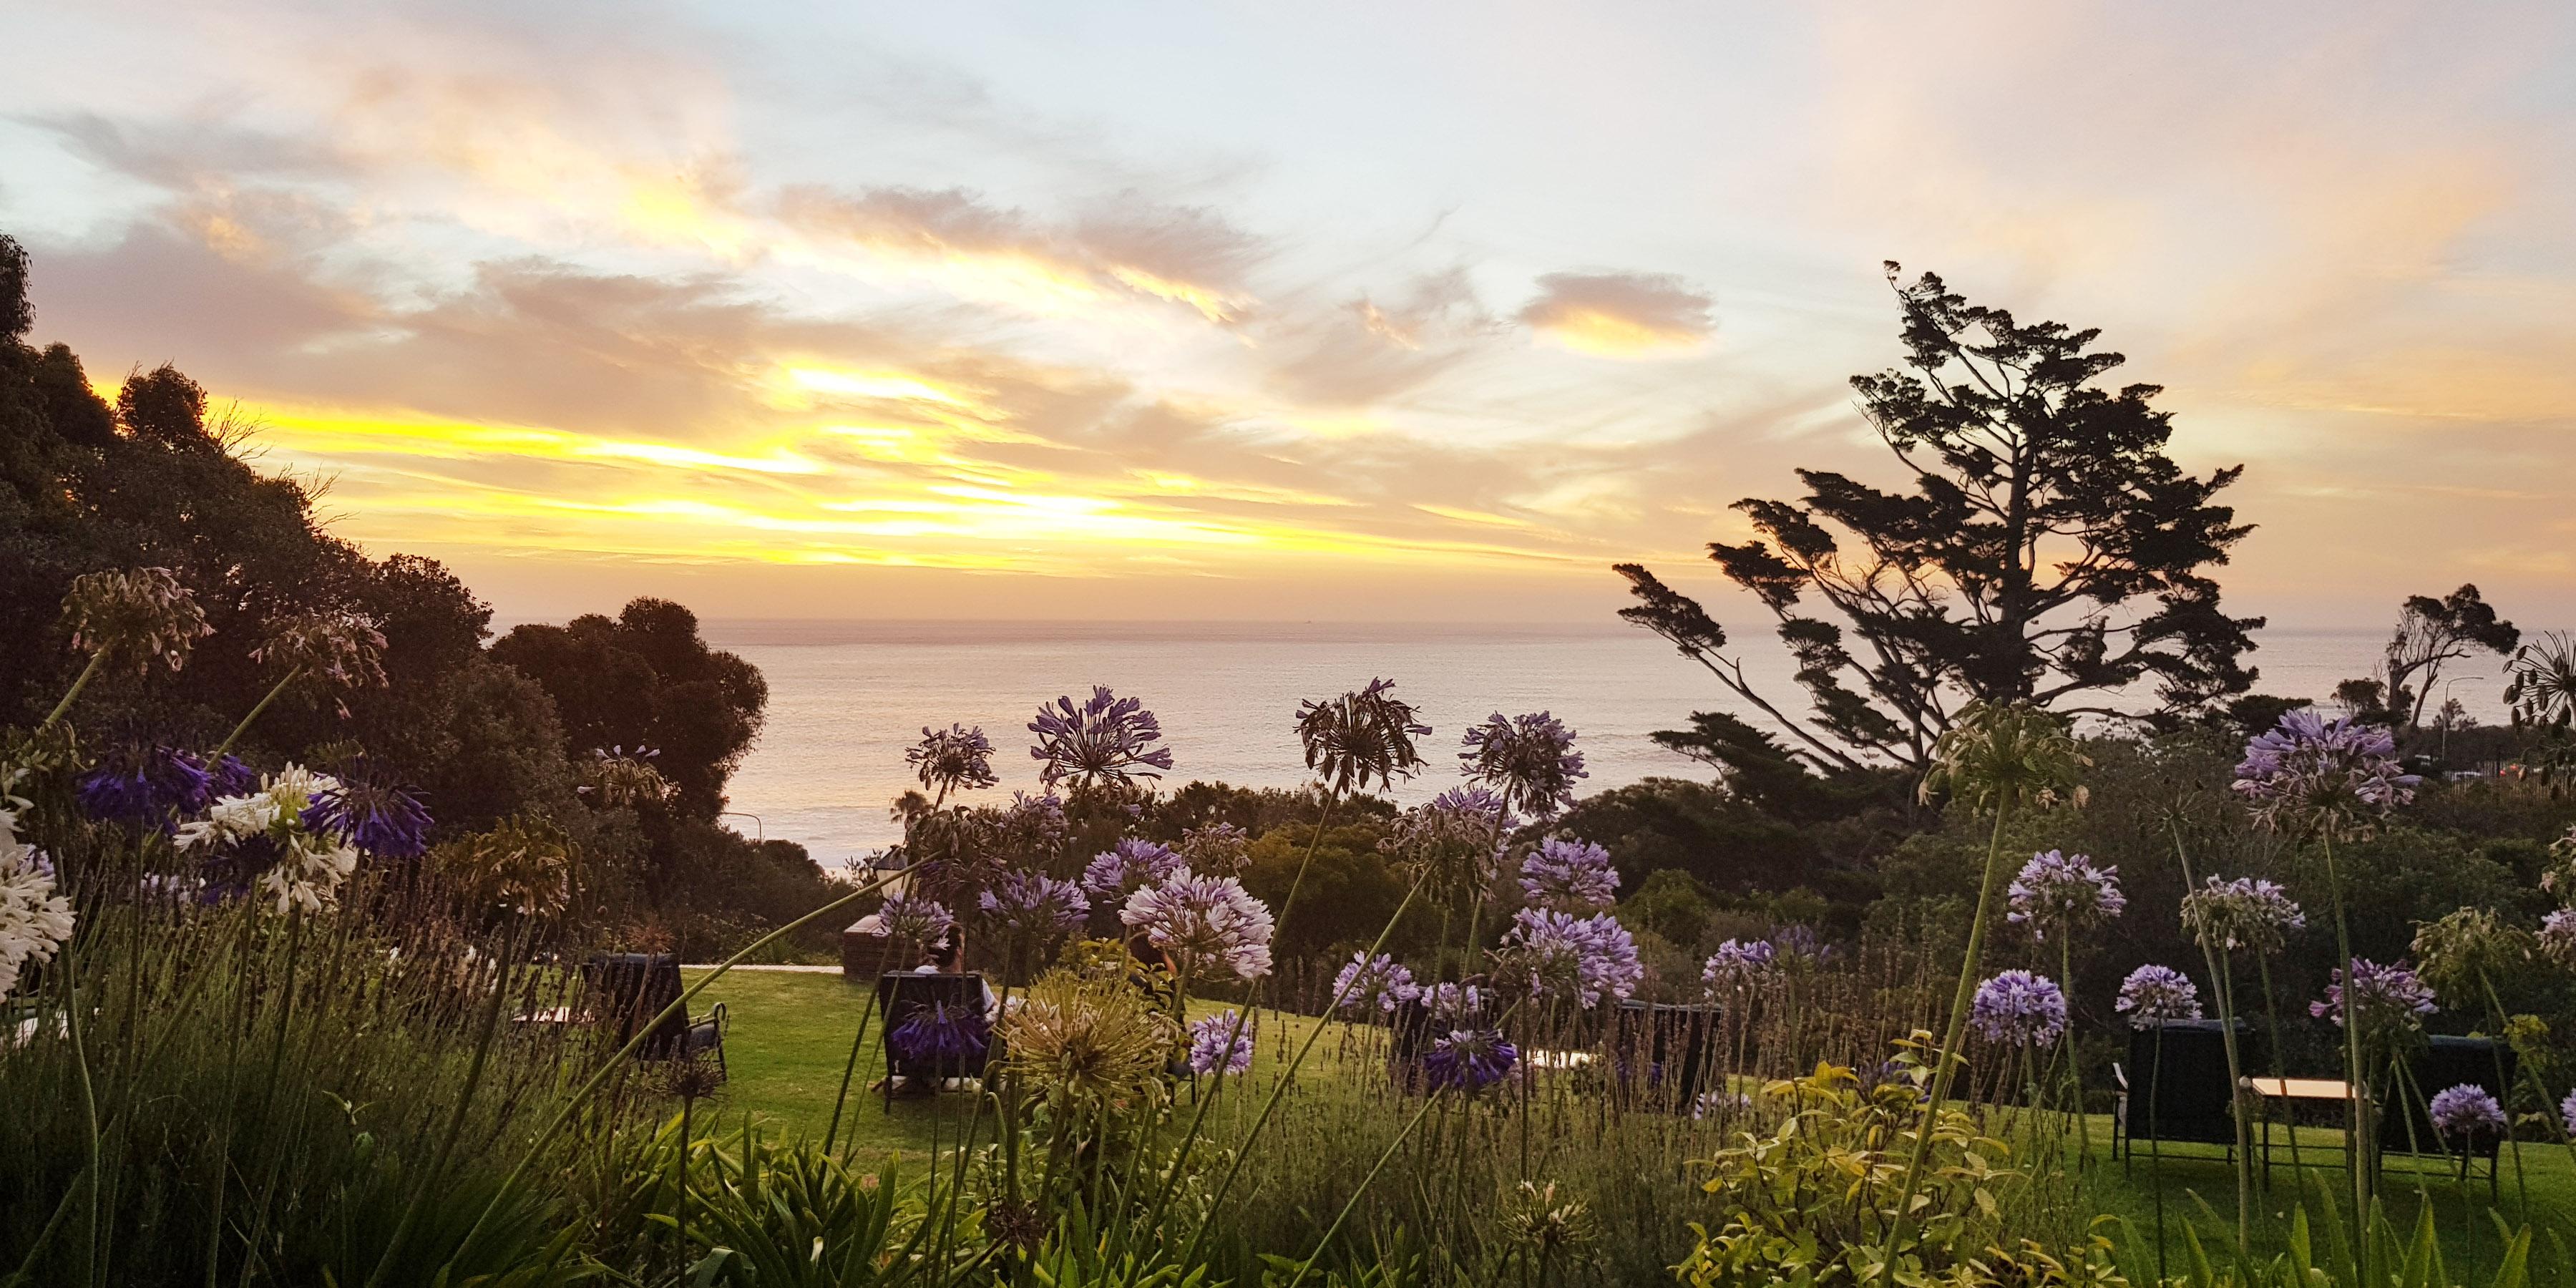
[1278,1086,1450,1288]
[448,868,897,1268]
[1877,786,2016,1278]
[2318,829,2373,1284]
[2172,823,2253,1257]
[38,651,108,730]
[209,664,304,761]
[2056,932,2090,1168]
[2475,975,2547,1211]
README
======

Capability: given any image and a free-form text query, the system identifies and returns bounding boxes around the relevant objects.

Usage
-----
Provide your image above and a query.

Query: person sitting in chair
[880,930,999,1098]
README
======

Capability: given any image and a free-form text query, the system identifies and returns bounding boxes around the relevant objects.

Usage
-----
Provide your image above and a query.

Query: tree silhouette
[1618,263,2259,772]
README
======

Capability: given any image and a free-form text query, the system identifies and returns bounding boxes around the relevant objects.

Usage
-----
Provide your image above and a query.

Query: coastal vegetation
[11,230,2576,1287]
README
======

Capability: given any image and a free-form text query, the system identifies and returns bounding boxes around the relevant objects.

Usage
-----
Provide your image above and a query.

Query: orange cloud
[1518,272,1714,356]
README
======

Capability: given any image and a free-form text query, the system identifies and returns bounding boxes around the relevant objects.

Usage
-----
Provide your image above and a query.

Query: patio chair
[2381,1035,2513,1194]
[874,972,998,1101]
[582,952,726,1076]
[1602,999,1718,1111]
[2112,1018,2255,1168]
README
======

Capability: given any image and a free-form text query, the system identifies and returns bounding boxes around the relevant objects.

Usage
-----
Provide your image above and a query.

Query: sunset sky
[5,2,2572,626]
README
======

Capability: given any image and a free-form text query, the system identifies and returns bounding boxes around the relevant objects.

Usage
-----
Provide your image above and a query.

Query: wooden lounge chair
[2113,1018,2256,1168]
[2381,1035,2514,1194]
[582,952,726,1076]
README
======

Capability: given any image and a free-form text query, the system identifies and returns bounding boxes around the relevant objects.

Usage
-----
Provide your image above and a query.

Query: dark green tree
[492,599,766,818]
[2360,584,2518,733]
[1618,263,2259,772]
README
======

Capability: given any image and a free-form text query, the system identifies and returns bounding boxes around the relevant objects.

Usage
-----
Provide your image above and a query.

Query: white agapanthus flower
[0,836,75,998]
[176,764,361,915]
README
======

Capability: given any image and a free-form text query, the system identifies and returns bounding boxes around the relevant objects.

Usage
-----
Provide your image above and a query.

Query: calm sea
[702,621,2509,865]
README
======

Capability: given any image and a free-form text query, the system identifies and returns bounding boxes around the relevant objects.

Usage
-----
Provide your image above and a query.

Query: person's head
[924,930,962,972]
[1125,932,1169,971]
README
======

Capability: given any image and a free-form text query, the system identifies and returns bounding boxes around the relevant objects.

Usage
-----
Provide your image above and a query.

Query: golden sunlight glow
[1531,308,1710,357]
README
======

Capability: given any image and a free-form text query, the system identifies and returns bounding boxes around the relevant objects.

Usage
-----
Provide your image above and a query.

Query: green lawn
[682,968,2576,1276]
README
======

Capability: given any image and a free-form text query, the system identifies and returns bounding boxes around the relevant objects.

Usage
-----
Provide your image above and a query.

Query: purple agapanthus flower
[2116,964,2204,1026]
[77,744,213,830]
[299,763,432,859]
[875,892,957,946]
[1187,1010,1255,1075]
[1701,939,1778,994]
[1458,712,1587,821]
[2561,1088,2576,1141]
[1420,1027,1518,1091]
[2542,909,2576,967]
[2310,957,2436,1034]
[889,1000,990,1065]
[1425,981,1484,1020]
[1082,838,1184,899]
[2180,876,2307,954]
[2005,850,2126,940]
[1176,821,1252,876]
[907,723,1000,799]
[2233,711,2421,836]
[1971,970,2068,1045]
[1518,836,1619,911]
[1297,678,1433,794]
[1332,951,1421,1015]
[1767,924,1837,965]
[978,872,1089,938]
[1121,869,1275,981]
[2429,1083,2507,1143]
[1030,687,1176,790]
[1501,907,1642,1009]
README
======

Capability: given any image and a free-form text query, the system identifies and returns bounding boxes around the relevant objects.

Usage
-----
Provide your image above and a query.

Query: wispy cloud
[1517,271,1714,356]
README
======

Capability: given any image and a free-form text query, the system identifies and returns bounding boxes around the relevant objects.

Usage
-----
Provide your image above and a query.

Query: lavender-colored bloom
[2233,711,2421,836]
[1332,952,1422,1015]
[205,753,258,798]
[1082,838,1184,899]
[1692,1089,1755,1119]
[908,724,1000,799]
[1518,836,1618,911]
[1381,785,1518,895]
[876,892,957,945]
[2005,850,2126,939]
[299,763,432,859]
[2542,909,2576,968]
[77,744,213,829]
[1297,678,1433,794]
[1971,970,2068,1045]
[2180,876,2308,954]
[2562,1088,2576,1141]
[1420,1027,1518,1091]
[889,1000,990,1066]
[1459,712,1587,821]
[1187,1010,1256,1075]
[978,872,1089,938]
[2309,957,2436,1035]
[1501,907,1643,1009]
[1121,869,1275,981]
[1029,687,1176,790]
[1767,924,1838,965]
[2115,965,2204,1026]
[1176,821,1252,876]
[1701,939,1778,994]
[2429,1083,2507,1142]
[1425,981,1485,1020]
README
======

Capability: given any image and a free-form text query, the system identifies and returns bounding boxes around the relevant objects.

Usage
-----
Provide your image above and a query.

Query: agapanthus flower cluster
[579,746,672,808]
[2429,1083,2507,1143]
[889,1000,991,1066]
[2115,964,2204,1026]
[253,609,389,698]
[1768,924,1838,965]
[1459,711,1587,820]
[908,723,1000,799]
[2179,876,2308,954]
[1692,1089,1755,1119]
[174,765,363,915]
[1332,951,1422,1015]
[77,743,214,830]
[1499,907,1642,1009]
[1030,686,1175,789]
[62,566,209,674]
[2412,906,2532,1002]
[979,872,1090,940]
[2541,909,2576,969]
[2562,1088,2576,1141]
[1425,981,1485,1020]
[2233,710,2421,838]
[2310,957,2436,1038]
[0,834,74,997]
[1518,835,1618,911]
[1083,838,1184,899]
[1175,821,1252,877]
[1121,869,1275,981]
[1701,939,1778,994]
[1420,1027,1518,1091]
[2004,850,2126,940]
[874,892,957,946]
[300,761,433,859]
[992,791,1070,855]
[1380,785,1516,896]
[1297,678,1433,794]
[438,814,577,919]
[1186,1010,1256,1075]
[1970,970,2068,1045]
[1919,702,2090,814]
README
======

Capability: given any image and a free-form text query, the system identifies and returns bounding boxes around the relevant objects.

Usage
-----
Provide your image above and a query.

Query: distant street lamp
[721,810,763,843]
